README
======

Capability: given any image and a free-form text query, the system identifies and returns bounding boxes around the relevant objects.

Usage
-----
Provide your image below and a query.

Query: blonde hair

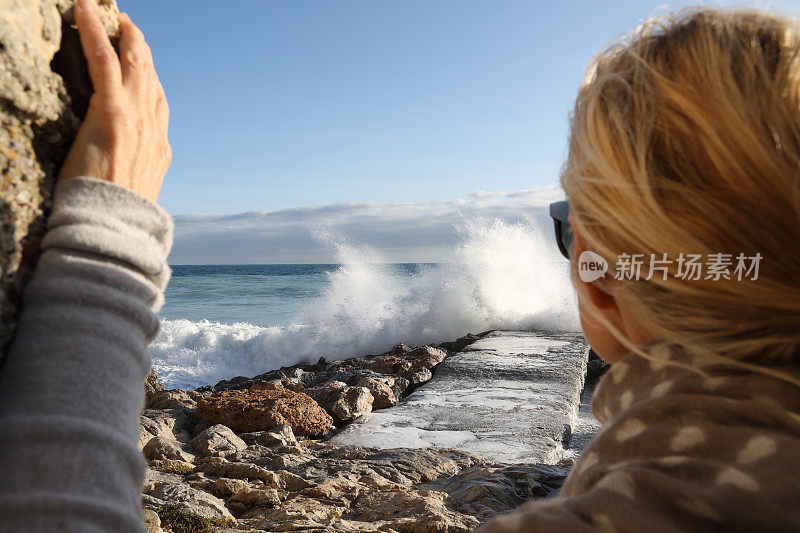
[562,7,800,382]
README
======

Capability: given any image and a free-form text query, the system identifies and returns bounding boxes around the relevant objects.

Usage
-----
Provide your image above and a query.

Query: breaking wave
[150,217,580,389]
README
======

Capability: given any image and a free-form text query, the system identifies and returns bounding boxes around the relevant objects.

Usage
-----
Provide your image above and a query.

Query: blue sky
[123,0,799,262]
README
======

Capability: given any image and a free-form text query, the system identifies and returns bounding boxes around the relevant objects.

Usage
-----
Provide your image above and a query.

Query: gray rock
[390,343,411,354]
[142,508,163,533]
[146,481,233,520]
[239,424,298,447]
[391,376,411,398]
[419,463,569,518]
[305,382,374,423]
[145,369,165,401]
[330,386,373,421]
[227,486,280,512]
[356,377,397,409]
[142,436,196,463]
[586,357,611,382]
[147,389,199,410]
[191,424,247,457]
[139,408,196,448]
[436,333,481,353]
[143,468,185,492]
[205,477,250,498]
[403,366,433,386]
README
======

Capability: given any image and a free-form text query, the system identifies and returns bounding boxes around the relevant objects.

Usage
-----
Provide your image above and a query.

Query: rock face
[0,0,119,355]
[196,385,334,437]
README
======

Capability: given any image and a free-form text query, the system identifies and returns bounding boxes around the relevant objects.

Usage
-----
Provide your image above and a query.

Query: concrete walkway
[331,331,589,464]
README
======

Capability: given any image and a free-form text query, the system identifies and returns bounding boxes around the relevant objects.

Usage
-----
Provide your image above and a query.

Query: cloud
[168,186,564,264]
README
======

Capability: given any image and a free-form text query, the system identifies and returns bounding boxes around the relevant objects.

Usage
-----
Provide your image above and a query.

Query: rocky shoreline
[140,332,601,532]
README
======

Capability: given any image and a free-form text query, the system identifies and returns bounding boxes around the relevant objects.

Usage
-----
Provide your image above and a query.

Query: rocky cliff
[0,0,118,353]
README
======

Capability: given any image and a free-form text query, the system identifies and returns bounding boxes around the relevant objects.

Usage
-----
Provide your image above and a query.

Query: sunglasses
[549,201,574,259]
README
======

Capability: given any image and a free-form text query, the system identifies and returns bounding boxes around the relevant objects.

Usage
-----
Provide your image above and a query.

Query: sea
[151,218,581,390]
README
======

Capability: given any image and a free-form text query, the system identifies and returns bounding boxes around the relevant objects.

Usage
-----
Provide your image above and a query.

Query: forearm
[0,177,172,532]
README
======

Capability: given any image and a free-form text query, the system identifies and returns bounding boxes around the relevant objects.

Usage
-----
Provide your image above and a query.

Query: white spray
[150,216,580,389]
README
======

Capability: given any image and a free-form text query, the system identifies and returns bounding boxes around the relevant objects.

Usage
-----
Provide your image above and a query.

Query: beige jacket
[477,343,800,532]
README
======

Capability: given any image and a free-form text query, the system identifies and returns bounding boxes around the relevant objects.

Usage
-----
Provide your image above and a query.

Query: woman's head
[562,7,800,370]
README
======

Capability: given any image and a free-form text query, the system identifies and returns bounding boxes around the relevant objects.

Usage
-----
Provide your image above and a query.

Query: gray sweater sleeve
[0,177,173,532]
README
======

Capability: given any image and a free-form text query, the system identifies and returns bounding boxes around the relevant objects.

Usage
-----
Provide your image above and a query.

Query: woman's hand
[59,0,170,203]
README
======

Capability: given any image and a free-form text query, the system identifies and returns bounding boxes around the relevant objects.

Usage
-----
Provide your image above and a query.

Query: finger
[74,0,122,97]
[118,13,153,87]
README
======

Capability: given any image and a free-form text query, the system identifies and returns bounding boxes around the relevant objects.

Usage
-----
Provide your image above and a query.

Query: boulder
[356,376,397,409]
[403,366,433,386]
[391,376,411,399]
[142,436,196,463]
[239,424,298,447]
[147,389,199,410]
[145,481,233,520]
[227,487,280,513]
[191,424,247,457]
[287,367,316,387]
[406,345,448,367]
[278,377,305,392]
[305,382,373,423]
[0,0,119,356]
[366,345,446,376]
[208,477,251,499]
[436,333,481,353]
[139,409,196,449]
[196,460,276,484]
[196,385,333,437]
[197,461,312,492]
[145,369,165,400]
[143,467,185,492]
[142,508,163,533]
[390,343,412,355]
[419,464,569,518]
[331,386,373,421]
[207,375,256,392]
[347,489,481,532]
[586,350,610,383]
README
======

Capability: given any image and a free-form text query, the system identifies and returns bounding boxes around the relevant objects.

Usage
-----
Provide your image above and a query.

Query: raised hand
[59,0,170,203]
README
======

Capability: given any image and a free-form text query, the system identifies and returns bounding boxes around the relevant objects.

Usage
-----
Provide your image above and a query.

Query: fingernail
[80,0,94,13]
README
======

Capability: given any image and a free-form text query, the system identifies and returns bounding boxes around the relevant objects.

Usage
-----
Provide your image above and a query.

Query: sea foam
[150,216,580,389]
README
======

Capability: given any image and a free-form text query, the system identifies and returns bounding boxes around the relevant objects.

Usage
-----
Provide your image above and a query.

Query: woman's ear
[570,215,628,363]
[570,218,618,312]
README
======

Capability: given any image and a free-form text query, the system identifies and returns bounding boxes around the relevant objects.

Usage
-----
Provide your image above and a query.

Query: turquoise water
[161,264,429,326]
[162,264,336,326]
